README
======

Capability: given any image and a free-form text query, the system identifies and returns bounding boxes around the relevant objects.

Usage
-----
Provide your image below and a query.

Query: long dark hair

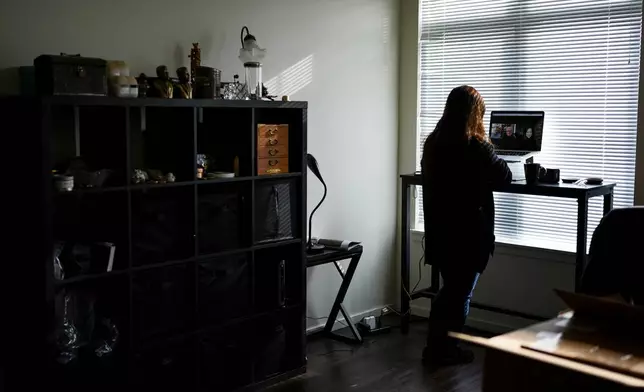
[432,85,487,142]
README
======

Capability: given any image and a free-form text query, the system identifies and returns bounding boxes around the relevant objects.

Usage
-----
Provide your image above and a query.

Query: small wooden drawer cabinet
[257,124,289,175]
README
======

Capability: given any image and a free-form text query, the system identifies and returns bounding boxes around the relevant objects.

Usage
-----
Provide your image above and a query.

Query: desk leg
[401,180,411,334]
[603,192,614,216]
[324,253,363,344]
[575,196,589,292]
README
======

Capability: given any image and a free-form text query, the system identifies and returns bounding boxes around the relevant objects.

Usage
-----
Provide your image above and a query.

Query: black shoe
[422,344,475,366]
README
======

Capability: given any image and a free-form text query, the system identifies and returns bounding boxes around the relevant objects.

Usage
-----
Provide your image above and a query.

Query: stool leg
[323,253,363,343]
[338,303,362,343]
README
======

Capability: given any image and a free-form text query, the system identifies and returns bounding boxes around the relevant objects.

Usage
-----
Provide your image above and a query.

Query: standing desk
[400,173,616,333]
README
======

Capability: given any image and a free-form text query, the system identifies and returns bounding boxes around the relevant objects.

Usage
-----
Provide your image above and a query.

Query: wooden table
[453,314,644,391]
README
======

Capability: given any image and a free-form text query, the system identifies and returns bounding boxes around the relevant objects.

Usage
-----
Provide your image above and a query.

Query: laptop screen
[489,111,545,152]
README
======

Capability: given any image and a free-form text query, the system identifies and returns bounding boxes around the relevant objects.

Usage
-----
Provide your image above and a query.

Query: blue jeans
[427,264,480,349]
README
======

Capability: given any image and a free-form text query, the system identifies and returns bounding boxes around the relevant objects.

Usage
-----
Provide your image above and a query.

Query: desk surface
[306,245,363,267]
[453,314,644,388]
[401,173,615,198]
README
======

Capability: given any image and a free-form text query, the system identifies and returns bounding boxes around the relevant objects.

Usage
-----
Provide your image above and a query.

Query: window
[416,0,643,252]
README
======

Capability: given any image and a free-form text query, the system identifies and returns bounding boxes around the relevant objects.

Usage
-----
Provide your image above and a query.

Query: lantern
[239,26,266,100]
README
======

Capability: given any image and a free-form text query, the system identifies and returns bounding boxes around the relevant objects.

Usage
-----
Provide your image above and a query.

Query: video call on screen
[489,113,544,152]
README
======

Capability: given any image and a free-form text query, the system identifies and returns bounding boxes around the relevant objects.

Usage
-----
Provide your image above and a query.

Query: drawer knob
[269,148,279,156]
[269,159,279,166]
[268,138,278,146]
[268,128,278,136]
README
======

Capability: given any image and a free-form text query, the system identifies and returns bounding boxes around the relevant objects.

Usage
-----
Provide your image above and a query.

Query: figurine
[137,73,149,98]
[196,154,210,172]
[174,67,192,99]
[151,65,173,98]
[189,43,201,84]
[262,83,276,101]
[166,172,176,183]
[132,169,148,184]
[146,169,165,182]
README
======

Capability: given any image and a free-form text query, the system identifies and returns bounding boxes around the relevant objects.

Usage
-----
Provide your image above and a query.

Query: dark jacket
[421,134,512,273]
[581,207,644,305]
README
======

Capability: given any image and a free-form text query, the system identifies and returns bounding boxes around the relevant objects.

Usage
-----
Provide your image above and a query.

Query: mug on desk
[524,163,560,184]
[524,163,545,184]
[539,168,560,184]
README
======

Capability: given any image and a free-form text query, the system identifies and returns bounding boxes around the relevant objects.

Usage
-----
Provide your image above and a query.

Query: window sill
[410,229,576,264]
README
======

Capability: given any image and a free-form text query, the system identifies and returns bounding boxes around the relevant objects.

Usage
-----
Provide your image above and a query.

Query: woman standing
[421,86,512,365]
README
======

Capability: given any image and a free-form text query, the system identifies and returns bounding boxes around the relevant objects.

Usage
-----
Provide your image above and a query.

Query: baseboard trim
[410,303,532,334]
[410,304,428,319]
[312,303,535,336]
[306,305,388,334]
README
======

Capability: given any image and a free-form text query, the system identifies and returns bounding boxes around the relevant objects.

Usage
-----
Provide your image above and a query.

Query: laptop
[489,111,545,181]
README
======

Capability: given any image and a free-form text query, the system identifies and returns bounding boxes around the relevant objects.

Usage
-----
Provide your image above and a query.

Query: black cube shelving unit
[8,96,308,391]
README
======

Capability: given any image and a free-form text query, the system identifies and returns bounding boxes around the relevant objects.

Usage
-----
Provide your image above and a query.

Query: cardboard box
[453,291,644,391]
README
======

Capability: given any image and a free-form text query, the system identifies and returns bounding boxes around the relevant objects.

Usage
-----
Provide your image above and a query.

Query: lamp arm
[307,179,328,249]
[241,26,250,47]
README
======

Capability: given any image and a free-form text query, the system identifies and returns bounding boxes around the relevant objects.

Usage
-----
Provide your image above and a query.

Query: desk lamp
[307,153,326,254]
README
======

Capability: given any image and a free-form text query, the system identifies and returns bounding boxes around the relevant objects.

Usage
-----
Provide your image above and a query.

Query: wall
[395,0,420,317]
[398,0,420,176]
[0,0,400,331]
[397,0,644,332]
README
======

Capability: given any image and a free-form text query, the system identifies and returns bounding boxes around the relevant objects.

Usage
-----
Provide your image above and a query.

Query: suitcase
[34,54,107,96]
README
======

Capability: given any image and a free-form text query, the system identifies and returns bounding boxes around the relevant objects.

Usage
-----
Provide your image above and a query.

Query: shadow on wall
[383,16,390,44]
[265,54,314,97]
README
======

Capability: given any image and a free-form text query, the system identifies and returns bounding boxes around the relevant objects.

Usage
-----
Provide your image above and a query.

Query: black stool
[306,246,363,344]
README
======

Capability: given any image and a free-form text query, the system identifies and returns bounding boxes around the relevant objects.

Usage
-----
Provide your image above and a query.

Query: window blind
[416,0,642,252]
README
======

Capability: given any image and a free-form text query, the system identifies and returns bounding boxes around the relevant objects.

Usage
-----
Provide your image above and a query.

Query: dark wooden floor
[268,319,487,392]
